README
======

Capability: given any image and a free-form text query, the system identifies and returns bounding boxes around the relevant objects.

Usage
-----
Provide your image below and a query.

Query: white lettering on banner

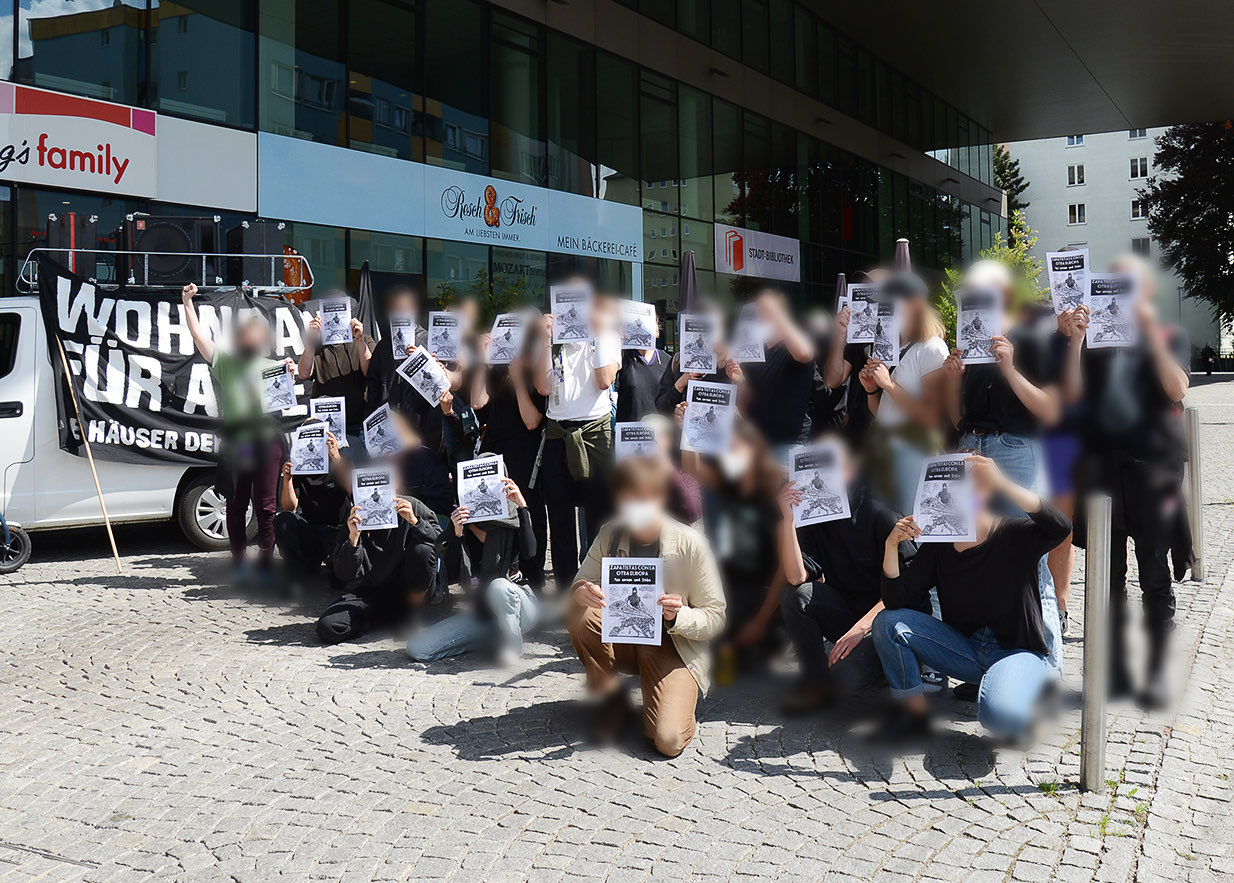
[713,223,801,283]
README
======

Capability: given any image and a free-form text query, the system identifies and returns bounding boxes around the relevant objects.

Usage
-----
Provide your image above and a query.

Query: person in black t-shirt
[616,347,672,423]
[275,423,351,594]
[738,288,816,454]
[1063,255,1191,707]
[873,455,1072,741]
[822,270,885,445]
[776,442,923,714]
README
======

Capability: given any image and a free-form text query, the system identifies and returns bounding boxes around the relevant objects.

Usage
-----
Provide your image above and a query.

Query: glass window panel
[711,0,739,58]
[640,71,678,214]
[876,167,894,258]
[596,52,638,206]
[905,80,922,150]
[793,7,817,97]
[680,218,712,271]
[0,5,12,81]
[677,0,708,41]
[891,70,907,142]
[260,0,344,145]
[742,112,771,232]
[641,0,674,28]
[855,46,873,126]
[712,98,741,226]
[741,0,769,74]
[19,0,146,106]
[282,221,345,293]
[425,238,488,309]
[643,211,678,267]
[547,33,595,195]
[491,246,547,312]
[835,35,857,118]
[150,1,255,128]
[349,229,423,292]
[817,21,837,107]
[874,61,891,134]
[490,12,544,185]
[768,0,793,84]
[769,121,797,237]
[424,0,488,174]
[346,0,417,161]
[678,85,712,221]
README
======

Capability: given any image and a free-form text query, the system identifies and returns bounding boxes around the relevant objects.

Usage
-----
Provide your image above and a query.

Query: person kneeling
[566,458,726,758]
[873,455,1071,741]
[406,473,539,666]
[317,489,442,645]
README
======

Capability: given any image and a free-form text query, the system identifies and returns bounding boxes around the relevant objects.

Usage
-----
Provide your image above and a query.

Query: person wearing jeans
[872,454,1071,741]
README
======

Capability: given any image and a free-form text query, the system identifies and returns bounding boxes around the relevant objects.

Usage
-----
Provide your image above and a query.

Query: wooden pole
[53,334,123,575]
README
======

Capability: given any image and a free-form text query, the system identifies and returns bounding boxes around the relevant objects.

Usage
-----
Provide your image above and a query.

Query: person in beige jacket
[567,458,726,757]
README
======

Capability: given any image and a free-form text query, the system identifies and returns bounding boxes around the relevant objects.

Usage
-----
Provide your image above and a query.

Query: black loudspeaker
[119,213,222,286]
[46,212,99,275]
[226,220,287,287]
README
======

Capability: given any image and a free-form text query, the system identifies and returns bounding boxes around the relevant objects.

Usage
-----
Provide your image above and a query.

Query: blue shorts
[1043,433,1082,498]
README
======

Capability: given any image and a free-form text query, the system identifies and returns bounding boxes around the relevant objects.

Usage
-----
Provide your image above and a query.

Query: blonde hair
[903,301,945,344]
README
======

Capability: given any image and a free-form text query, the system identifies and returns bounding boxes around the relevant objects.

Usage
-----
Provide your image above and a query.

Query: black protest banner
[38,256,311,466]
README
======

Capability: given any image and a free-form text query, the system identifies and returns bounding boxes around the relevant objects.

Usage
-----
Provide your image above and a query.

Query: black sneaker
[780,684,837,717]
[920,669,947,693]
[953,682,980,702]
[586,687,635,746]
[870,706,932,744]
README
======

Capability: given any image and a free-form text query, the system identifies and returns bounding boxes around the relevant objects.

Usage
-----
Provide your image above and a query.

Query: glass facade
[0,0,1002,310]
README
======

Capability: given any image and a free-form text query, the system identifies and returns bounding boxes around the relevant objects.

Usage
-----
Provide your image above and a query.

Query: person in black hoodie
[275,422,350,593]
[872,454,1071,741]
[316,475,443,645]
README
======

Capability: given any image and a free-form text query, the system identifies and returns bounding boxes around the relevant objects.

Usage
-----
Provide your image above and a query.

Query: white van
[0,296,253,552]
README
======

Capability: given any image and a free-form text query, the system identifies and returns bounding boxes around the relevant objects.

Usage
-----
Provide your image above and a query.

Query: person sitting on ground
[275,422,350,595]
[872,454,1071,742]
[406,470,538,665]
[776,439,924,714]
[566,457,726,758]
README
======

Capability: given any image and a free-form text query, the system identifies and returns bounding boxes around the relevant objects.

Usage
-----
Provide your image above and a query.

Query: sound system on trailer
[225,220,287,287]
[118,213,223,286]
[45,212,99,275]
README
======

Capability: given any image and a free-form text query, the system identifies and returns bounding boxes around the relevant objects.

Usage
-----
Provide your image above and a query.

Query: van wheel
[0,525,31,574]
[177,474,256,552]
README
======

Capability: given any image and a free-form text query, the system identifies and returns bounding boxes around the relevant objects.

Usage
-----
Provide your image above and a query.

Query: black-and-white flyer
[487,312,527,364]
[1046,249,1089,314]
[427,311,460,361]
[679,313,718,374]
[789,442,850,526]
[389,312,417,356]
[309,396,347,446]
[1086,273,1139,349]
[614,422,658,462]
[681,380,736,455]
[363,403,404,459]
[600,557,664,646]
[396,346,451,406]
[456,455,511,524]
[913,454,976,543]
[956,288,1001,365]
[845,283,880,344]
[870,300,900,366]
[619,300,657,350]
[551,283,593,344]
[290,423,329,476]
[352,465,398,531]
[320,298,352,346]
[260,362,297,413]
[731,303,767,363]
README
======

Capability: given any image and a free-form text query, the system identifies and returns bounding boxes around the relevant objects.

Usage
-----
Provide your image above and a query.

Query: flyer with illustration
[679,313,718,374]
[680,380,736,455]
[352,465,397,531]
[619,300,657,350]
[870,300,900,367]
[290,423,329,476]
[1046,249,1089,314]
[388,312,416,356]
[614,422,658,462]
[551,283,593,344]
[363,403,404,459]
[601,557,664,646]
[487,313,527,364]
[320,298,353,346]
[731,303,767,363]
[845,283,881,344]
[956,288,1001,365]
[1086,273,1139,349]
[427,311,460,361]
[912,454,976,543]
[396,346,451,406]
[456,455,511,525]
[789,442,850,526]
[260,362,296,413]
[310,396,348,446]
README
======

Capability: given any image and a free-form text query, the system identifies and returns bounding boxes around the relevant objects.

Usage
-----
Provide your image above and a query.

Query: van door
[0,305,38,524]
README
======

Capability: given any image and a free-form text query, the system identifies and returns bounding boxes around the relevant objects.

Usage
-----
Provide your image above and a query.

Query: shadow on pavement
[420,698,583,761]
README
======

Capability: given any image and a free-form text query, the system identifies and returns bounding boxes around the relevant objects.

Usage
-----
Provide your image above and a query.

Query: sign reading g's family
[38,257,311,466]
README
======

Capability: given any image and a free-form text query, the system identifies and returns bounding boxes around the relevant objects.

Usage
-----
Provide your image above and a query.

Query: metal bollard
[1186,407,1204,581]
[1080,493,1112,793]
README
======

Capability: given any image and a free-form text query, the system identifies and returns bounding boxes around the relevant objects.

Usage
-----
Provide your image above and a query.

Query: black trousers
[522,485,548,591]
[539,435,611,588]
[316,541,437,645]
[780,581,887,695]
[273,511,339,580]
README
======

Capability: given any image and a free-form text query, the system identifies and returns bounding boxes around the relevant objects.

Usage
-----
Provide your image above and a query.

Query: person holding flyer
[739,288,817,456]
[181,282,295,585]
[871,455,1071,741]
[566,458,725,757]
[275,421,350,595]
[615,306,670,424]
[823,271,885,444]
[298,290,375,450]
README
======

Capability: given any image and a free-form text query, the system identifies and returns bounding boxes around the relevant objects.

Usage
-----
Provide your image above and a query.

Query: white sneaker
[496,646,521,668]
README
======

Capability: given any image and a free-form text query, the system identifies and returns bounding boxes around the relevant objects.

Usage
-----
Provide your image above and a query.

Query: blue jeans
[888,435,927,517]
[872,608,1049,738]
[406,579,538,662]
[958,431,1063,679]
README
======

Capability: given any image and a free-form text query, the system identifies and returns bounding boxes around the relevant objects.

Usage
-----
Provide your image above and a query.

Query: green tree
[1141,122,1234,319]
[994,144,1030,225]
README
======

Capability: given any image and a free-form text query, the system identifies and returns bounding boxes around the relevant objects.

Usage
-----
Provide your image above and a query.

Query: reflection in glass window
[18,0,146,106]
[347,0,417,160]
[640,72,678,215]
[259,0,345,145]
[490,12,544,185]
[712,99,742,226]
[596,53,638,206]
[426,239,488,308]
[492,247,547,311]
[424,0,488,175]
[547,33,595,196]
[151,1,255,127]
[16,188,144,286]
[678,86,712,222]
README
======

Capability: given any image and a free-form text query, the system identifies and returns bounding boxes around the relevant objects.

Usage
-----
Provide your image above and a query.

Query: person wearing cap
[857,270,949,515]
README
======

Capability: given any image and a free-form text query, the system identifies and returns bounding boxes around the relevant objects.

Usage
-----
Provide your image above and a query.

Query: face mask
[618,499,660,533]
[236,344,262,361]
[719,449,751,482]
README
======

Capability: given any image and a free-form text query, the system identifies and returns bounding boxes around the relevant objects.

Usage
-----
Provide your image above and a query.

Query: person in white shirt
[535,285,622,589]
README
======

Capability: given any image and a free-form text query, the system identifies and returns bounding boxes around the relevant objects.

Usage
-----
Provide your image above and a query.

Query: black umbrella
[834,272,847,311]
[893,238,912,272]
[678,250,698,314]
[356,260,381,343]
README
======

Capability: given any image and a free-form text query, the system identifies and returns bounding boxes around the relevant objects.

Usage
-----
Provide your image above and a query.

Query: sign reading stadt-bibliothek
[0,83,158,197]
[714,222,801,282]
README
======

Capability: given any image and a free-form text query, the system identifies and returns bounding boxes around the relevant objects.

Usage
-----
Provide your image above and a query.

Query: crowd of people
[181,241,1194,757]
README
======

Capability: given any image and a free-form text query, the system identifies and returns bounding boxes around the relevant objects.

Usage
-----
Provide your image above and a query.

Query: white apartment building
[1010,128,1223,355]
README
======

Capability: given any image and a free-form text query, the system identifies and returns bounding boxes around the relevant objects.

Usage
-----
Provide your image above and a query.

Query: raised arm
[775,481,810,587]
[180,283,215,363]
[1059,307,1087,405]
[823,308,854,388]
[298,313,321,380]
[534,316,555,397]
[990,335,1061,428]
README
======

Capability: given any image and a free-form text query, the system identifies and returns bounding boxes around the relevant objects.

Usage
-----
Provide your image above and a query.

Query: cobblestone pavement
[1,379,1232,882]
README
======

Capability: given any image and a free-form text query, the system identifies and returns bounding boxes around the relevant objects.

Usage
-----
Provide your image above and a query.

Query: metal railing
[16,247,314,297]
